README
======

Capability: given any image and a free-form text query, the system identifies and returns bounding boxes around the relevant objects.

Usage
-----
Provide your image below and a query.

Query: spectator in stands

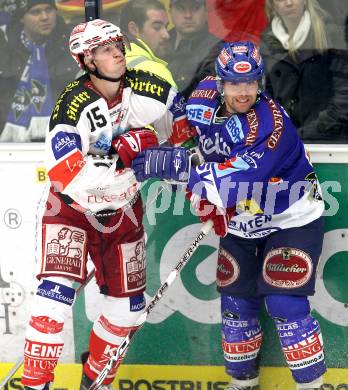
[120,0,176,86]
[260,0,348,143]
[0,0,16,33]
[0,0,76,142]
[165,0,223,98]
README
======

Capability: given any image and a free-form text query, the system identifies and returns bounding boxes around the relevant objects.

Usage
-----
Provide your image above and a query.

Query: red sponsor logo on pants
[263,247,313,288]
[284,333,323,362]
[217,247,240,287]
[22,339,63,386]
[223,334,262,355]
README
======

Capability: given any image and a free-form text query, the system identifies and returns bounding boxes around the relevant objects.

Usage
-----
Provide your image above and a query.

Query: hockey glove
[131,146,191,183]
[187,191,235,237]
[112,128,159,168]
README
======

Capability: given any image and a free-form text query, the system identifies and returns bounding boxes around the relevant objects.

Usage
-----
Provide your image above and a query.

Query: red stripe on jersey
[48,150,85,190]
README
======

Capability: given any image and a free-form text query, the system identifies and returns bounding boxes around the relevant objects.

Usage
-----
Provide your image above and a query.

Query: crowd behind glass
[0,0,347,143]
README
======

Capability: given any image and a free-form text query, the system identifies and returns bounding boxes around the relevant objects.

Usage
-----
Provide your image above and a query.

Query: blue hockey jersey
[187,77,324,238]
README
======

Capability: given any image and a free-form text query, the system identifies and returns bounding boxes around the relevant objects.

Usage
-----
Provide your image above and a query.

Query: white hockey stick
[0,269,95,389]
[0,186,164,389]
[89,219,214,390]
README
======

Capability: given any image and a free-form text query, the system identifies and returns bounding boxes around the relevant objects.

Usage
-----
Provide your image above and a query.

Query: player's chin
[113,65,126,77]
[235,103,253,114]
[235,97,256,112]
[119,62,126,73]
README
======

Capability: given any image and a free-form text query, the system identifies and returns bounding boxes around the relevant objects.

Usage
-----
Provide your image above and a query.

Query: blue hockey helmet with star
[215,41,264,83]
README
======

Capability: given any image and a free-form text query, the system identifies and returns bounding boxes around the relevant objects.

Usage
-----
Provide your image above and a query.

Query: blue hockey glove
[131,146,190,183]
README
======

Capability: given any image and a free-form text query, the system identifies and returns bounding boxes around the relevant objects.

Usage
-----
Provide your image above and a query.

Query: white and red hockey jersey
[46,69,194,214]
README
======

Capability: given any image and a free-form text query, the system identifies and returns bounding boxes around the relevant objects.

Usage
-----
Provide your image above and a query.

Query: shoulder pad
[125,68,171,104]
[50,75,99,129]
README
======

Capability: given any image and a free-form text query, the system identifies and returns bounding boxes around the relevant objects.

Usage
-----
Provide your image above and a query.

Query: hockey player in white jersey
[21,19,195,390]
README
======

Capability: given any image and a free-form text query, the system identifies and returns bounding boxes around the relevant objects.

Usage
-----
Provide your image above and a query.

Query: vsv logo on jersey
[52,131,82,160]
[170,94,186,116]
[187,104,213,125]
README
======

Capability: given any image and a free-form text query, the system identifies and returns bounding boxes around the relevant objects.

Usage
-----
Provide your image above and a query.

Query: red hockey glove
[112,128,159,167]
[187,192,235,237]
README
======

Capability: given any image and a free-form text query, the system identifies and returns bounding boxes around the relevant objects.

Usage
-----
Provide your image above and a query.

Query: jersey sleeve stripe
[48,150,85,191]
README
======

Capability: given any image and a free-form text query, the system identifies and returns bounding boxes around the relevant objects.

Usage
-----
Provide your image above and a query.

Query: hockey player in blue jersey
[132,42,326,390]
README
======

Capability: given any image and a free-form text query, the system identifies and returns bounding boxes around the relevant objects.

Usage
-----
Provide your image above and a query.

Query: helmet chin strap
[89,62,123,82]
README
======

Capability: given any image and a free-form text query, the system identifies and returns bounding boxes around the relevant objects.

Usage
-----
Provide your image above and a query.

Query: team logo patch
[52,131,82,160]
[233,61,252,74]
[263,248,313,288]
[41,224,87,280]
[170,94,186,116]
[120,238,146,293]
[217,247,240,287]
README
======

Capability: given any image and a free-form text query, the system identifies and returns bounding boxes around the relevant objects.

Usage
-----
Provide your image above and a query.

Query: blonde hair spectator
[265,0,328,57]
[260,0,348,143]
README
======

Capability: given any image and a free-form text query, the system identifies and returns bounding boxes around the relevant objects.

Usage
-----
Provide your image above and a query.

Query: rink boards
[1,364,348,389]
[0,145,347,386]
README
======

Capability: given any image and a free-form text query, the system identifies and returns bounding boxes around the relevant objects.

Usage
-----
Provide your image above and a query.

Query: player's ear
[83,49,96,71]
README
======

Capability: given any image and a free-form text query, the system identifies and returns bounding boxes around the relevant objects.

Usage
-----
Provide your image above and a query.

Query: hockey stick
[84,0,101,21]
[0,269,95,389]
[0,186,163,389]
[89,219,214,390]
